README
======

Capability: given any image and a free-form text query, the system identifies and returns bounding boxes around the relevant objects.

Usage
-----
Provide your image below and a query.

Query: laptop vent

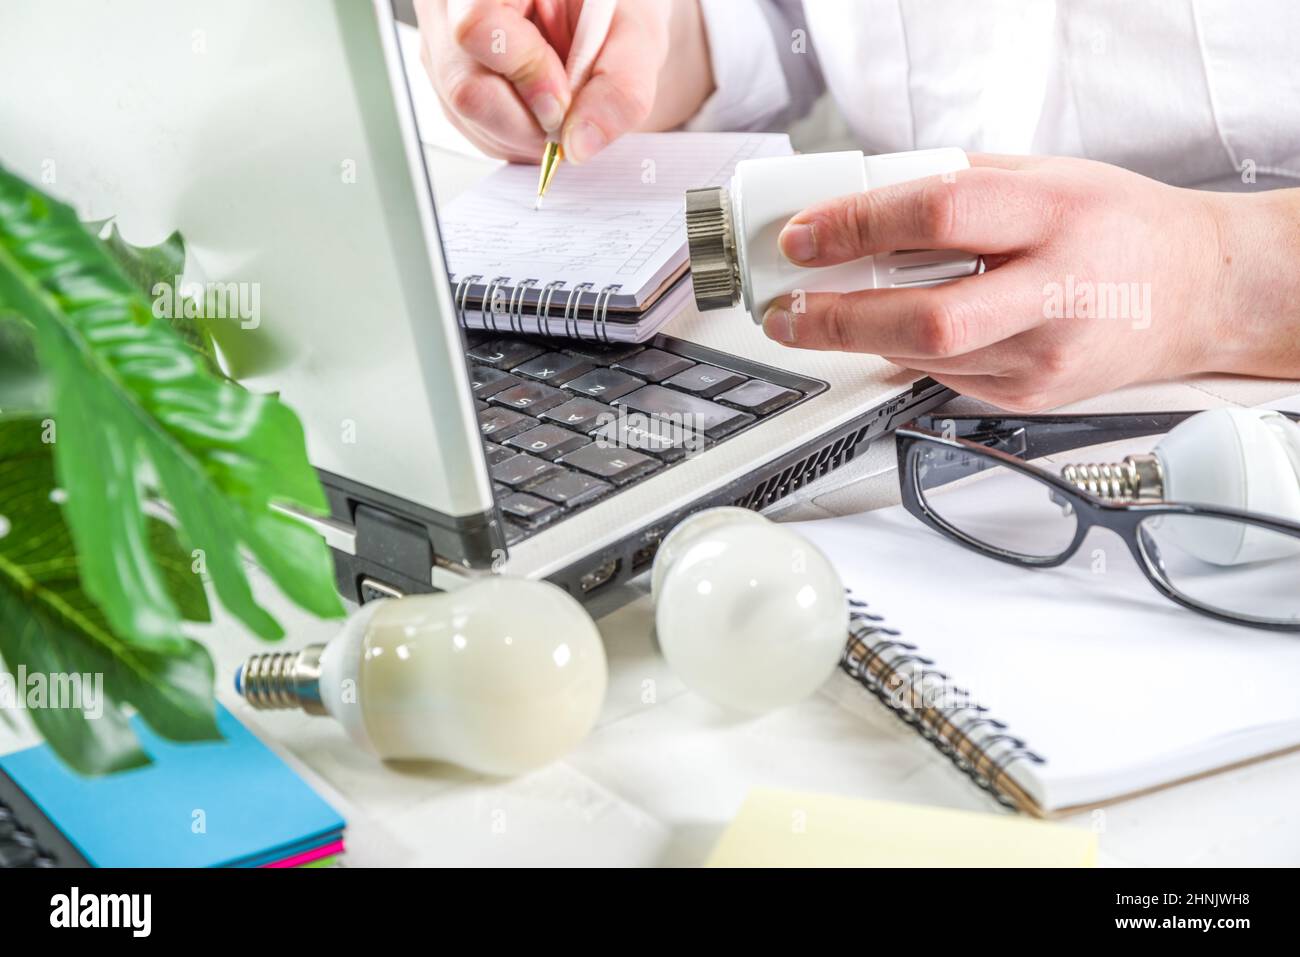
[732,425,872,510]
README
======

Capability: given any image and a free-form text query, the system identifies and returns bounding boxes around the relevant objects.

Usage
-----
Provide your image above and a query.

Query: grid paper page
[440,132,792,308]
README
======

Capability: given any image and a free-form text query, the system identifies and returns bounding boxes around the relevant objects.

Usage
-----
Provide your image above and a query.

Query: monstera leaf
[95,221,225,377]
[0,222,218,412]
[0,314,44,410]
[0,166,345,659]
[0,418,217,774]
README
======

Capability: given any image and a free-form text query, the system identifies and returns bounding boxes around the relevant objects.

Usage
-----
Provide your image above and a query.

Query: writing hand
[416,0,673,164]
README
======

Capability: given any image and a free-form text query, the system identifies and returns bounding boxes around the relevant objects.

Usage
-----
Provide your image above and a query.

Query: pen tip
[535,140,562,209]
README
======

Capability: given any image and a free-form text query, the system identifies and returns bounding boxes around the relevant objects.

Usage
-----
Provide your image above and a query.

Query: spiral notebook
[793,475,1300,817]
[439,132,792,341]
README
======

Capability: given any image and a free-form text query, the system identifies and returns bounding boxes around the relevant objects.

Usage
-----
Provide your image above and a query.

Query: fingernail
[529,93,565,135]
[564,121,607,164]
[779,223,817,263]
[762,307,798,344]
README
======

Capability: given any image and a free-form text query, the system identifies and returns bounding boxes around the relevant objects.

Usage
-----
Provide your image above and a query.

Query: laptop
[0,0,948,604]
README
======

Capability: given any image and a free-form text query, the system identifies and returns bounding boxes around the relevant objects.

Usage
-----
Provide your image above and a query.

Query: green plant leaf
[0,314,47,410]
[96,223,185,293]
[94,222,224,376]
[0,165,345,653]
[0,416,219,775]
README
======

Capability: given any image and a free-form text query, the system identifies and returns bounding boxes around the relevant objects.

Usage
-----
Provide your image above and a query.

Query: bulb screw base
[685,186,741,312]
[237,645,328,716]
[1060,453,1164,502]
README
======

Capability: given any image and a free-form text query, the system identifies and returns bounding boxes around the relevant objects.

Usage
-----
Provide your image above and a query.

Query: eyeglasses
[896,411,1300,631]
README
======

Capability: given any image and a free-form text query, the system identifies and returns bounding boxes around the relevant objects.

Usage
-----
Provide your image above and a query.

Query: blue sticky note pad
[0,704,344,867]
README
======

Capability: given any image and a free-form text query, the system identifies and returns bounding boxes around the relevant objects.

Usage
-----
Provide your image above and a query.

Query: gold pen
[535,140,563,210]
[532,0,616,210]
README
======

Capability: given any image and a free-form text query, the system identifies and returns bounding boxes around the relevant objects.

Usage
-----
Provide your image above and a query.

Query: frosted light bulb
[653,509,848,714]
[237,578,607,776]
[1062,408,1300,565]
[650,506,766,605]
[686,147,980,323]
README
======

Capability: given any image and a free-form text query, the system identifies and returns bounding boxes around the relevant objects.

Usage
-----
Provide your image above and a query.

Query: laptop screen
[0,0,494,520]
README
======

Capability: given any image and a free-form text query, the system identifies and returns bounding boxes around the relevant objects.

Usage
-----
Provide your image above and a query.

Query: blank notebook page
[439,132,792,309]
[793,474,1300,812]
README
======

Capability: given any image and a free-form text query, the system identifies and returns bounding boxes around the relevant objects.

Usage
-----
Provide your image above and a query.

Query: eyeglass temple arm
[910,410,1300,460]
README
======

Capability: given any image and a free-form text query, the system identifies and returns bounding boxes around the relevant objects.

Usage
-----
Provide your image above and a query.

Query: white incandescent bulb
[1157,408,1300,564]
[1064,408,1300,565]
[237,577,607,776]
[651,506,766,604]
[653,509,848,714]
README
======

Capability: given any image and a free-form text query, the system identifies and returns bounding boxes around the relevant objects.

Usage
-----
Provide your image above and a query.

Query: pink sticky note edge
[261,839,346,869]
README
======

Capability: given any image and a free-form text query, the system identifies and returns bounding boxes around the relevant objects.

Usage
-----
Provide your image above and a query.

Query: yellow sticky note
[706,789,1097,867]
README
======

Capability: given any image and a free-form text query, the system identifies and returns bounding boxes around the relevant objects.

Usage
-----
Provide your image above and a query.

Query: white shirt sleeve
[687,0,825,132]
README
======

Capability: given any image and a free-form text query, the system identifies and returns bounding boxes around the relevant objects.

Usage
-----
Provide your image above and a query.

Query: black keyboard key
[613,349,696,383]
[467,338,546,370]
[717,379,801,415]
[501,492,562,528]
[564,368,645,401]
[490,381,570,414]
[540,397,615,434]
[483,442,515,467]
[662,364,747,398]
[560,443,661,486]
[491,453,559,488]
[0,834,37,868]
[514,352,594,385]
[530,471,612,508]
[469,365,523,398]
[562,342,643,364]
[506,424,592,461]
[592,412,704,463]
[478,406,536,441]
[615,385,755,439]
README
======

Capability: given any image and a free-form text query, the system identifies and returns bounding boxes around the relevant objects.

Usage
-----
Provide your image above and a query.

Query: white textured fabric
[693,0,1300,189]
[690,0,808,132]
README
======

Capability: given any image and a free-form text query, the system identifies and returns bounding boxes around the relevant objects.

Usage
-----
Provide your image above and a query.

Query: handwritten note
[441,133,792,309]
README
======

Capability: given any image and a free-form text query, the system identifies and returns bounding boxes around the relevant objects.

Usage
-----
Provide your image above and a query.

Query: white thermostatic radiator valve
[686,147,980,324]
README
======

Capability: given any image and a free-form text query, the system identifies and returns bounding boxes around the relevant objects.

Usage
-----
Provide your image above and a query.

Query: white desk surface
[6,80,1299,866]
[206,372,1300,869]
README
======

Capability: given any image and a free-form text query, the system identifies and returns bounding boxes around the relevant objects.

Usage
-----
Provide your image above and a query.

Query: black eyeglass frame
[895,411,1300,632]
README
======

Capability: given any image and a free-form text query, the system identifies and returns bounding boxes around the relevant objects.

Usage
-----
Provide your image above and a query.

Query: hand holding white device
[687,148,982,324]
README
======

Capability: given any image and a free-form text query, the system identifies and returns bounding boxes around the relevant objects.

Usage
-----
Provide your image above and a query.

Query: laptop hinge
[336,504,437,603]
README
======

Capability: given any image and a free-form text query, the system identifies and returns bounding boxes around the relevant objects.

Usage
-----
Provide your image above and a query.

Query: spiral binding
[450,274,624,342]
[840,593,1047,814]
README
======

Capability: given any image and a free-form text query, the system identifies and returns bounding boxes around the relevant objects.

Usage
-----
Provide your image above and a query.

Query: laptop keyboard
[0,779,64,868]
[465,333,822,544]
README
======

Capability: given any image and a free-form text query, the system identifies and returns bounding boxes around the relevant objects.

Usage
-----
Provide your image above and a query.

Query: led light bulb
[237,578,607,776]
[653,509,848,714]
[1062,408,1300,565]
[650,506,766,604]
[686,147,980,324]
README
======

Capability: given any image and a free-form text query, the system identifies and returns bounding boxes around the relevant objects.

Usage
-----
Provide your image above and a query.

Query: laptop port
[360,577,405,603]
[631,542,658,572]
[631,526,665,573]
[579,558,620,593]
